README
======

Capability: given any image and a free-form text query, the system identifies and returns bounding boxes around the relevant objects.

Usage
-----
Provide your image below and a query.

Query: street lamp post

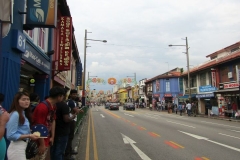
[82,29,107,107]
[169,37,191,101]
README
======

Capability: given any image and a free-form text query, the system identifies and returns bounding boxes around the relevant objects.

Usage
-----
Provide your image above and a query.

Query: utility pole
[186,37,191,102]
[82,29,87,107]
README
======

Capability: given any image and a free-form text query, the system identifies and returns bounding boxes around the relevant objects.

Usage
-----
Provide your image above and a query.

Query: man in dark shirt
[50,91,76,160]
[65,89,83,159]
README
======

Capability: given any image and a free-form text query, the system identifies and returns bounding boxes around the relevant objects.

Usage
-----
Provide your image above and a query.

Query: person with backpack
[30,93,40,112]
[65,90,83,160]
[32,86,65,160]
[6,92,39,160]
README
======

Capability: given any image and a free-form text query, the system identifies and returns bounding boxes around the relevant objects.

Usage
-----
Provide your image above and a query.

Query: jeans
[65,120,76,156]
[50,135,68,160]
[187,109,191,116]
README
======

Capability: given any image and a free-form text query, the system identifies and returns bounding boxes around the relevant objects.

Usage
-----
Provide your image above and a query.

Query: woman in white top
[6,92,39,160]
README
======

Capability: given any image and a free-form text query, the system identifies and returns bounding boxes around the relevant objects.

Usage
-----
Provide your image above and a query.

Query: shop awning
[178,94,196,99]
[214,88,239,93]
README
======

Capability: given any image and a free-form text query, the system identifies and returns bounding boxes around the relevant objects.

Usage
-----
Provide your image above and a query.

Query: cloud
[67,0,240,91]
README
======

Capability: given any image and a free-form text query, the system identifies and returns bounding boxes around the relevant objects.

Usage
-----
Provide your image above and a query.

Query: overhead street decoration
[118,78,137,85]
[108,77,117,85]
[87,78,106,85]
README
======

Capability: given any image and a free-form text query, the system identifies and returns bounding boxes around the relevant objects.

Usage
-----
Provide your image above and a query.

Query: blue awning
[178,94,196,99]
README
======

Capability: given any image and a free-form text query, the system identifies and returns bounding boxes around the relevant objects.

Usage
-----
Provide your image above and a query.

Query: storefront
[197,85,218,114]
[214,82,240,117]
[21,42,51,100]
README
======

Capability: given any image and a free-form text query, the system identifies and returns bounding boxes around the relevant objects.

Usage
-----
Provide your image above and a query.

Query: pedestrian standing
[65,90,83,160]
[6,92,39,160]
[0,93,10,160]
[51,90,77,160]
[186,101,192,116]
[192,102,197,117]
[32,86,65,160]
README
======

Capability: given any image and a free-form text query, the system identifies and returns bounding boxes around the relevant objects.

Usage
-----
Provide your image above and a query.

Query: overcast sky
[67,0,240,92]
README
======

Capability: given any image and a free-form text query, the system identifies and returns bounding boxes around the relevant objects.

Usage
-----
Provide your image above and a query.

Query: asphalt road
[76,106,240,160]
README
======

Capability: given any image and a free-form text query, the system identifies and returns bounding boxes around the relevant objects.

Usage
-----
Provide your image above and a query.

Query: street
[77,106,240,160]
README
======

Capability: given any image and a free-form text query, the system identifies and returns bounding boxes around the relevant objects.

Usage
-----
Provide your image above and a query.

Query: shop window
[166,81,170,92]
[200,73,206,86]
[38,28,45,50]
[190,75,197,87]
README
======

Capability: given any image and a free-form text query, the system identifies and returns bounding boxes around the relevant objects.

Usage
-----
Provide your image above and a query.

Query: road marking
[195,157,210,160]
[167,121,196,128]
[131,123,137,126]
[138,126,146,130]
[144,115,158,119]
[179,130,240,152]
[104,110,121,118]
[121,133,152,160]
[230,129,240,133]
[165,141,179,149]
[219,133,240,140]
[85,112,91,160]
[91,111,98,160]
[100,114,105,118]
[148,132,160,137]
[169,141,184,148]
[124,113,134,117]
[201,121,240,129]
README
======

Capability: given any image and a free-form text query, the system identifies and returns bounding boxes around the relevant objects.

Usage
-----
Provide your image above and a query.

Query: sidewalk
[138,107,240,122]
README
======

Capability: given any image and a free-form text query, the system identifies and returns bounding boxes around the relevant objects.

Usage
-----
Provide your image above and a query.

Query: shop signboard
[199,85,217,92]
[26,0,57,28]
[219,82,239,90]
[211,69,216,87]
[12,30,26,53]
[58,16,72,71]
[164,93,172,97]
[153,94,160,97]
[76,63,82,86]
[196,93,214,98]
[22,43,50,74]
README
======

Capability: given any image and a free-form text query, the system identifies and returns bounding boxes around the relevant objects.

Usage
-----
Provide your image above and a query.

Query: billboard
[26,0,57,28]
[58,16,72,71]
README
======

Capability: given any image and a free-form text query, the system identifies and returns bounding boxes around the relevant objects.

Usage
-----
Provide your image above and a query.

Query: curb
[72,110,89,159]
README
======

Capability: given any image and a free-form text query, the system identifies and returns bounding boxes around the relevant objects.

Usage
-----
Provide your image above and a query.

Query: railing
[74,106,89,134]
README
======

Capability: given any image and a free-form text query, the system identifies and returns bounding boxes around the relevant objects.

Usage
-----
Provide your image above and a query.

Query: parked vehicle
[123,103,135,111]
[109,103,119,110]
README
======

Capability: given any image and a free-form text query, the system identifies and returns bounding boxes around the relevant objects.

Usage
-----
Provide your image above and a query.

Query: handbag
[26,140,39,159]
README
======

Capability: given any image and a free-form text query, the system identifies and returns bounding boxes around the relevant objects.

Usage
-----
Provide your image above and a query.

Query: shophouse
[126,86,133,102]
[118,88,127,104]
[51,0,81,94]
[145,68,182,109]
[112,84,119,102]
[145,80,153,107]
[0,0,58,109]
[138,78,147,103]
[181,41,240,115]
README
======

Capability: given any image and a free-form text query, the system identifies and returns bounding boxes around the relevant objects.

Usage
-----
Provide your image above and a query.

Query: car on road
[123,103,135,111]
[109,103,119,110]
[105,102,110,109]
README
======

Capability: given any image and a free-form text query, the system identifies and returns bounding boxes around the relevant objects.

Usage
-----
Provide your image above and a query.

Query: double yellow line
[85,110,98,160]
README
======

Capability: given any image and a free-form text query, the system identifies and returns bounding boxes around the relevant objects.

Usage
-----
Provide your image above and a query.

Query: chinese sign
[156,80,160,91]
[76,63,82,86]
[199,85,217,92]
[211,69,216,87]
[58,16,72,71]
